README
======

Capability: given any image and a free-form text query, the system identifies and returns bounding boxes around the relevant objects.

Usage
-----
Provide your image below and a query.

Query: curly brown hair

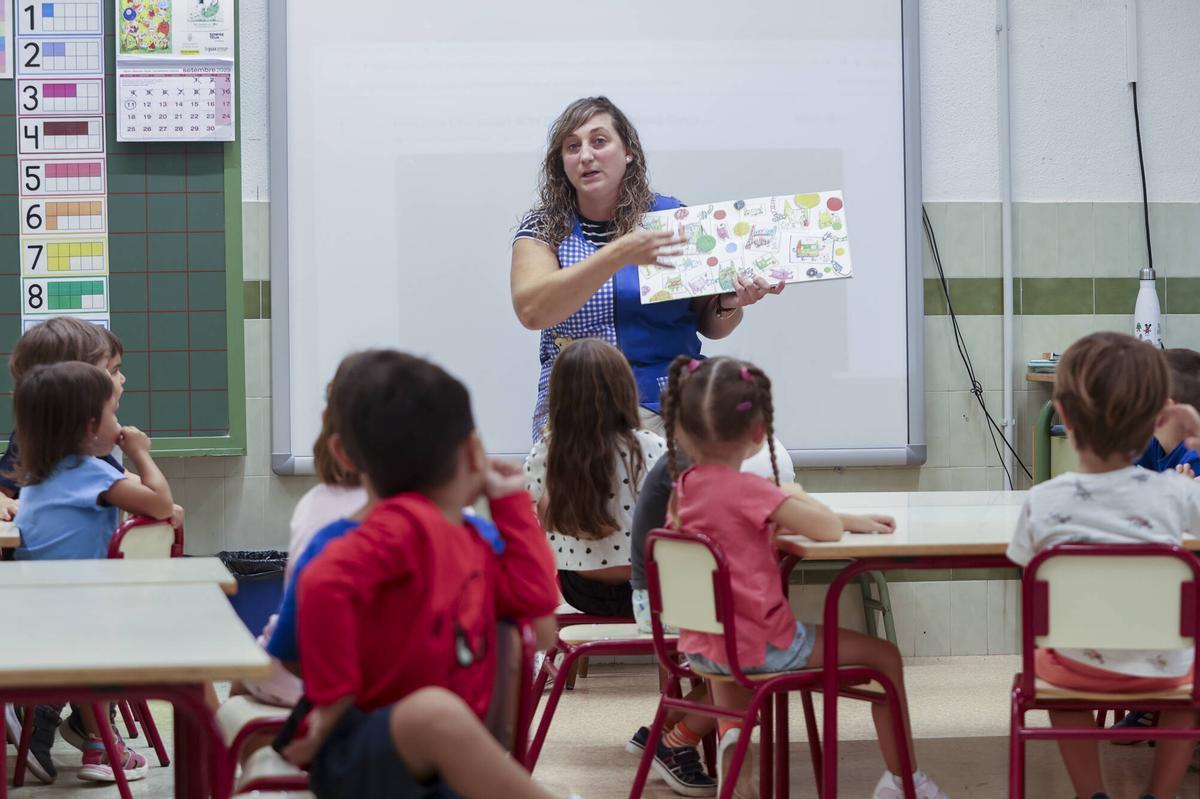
[543,339,645,541]
[660,355,780,528]
[533,96,656,247]
[1054,332,1168,461]
[9,316,109,387]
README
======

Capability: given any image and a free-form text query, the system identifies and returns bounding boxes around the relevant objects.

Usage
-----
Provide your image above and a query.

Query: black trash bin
[218,550,287,634]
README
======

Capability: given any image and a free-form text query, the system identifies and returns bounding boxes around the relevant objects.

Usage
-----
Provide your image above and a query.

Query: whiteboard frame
[268,0,926,475]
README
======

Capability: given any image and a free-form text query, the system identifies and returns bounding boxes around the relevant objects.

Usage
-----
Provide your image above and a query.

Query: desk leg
[173,685,211,799]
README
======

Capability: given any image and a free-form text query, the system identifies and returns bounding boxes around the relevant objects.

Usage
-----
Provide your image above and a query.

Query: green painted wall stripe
[924,277,1200,316]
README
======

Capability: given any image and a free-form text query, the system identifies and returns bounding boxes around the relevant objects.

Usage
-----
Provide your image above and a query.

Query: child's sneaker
[624,726,716,797]
[716,728,757,799]
[1111,711,1155,745]
[59,707,89,751]
[78,739,149,782]
[872,770,950,799]
[4,704,60,783]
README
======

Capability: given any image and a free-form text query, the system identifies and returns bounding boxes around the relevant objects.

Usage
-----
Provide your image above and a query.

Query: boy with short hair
[1137,347,1200,475]
[284,350,568,799]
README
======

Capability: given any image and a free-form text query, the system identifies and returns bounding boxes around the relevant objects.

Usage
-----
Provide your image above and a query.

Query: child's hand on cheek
[117,425,151,455]
[484,458,526,499]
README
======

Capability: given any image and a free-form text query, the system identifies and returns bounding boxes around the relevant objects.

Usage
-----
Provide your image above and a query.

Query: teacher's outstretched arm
[510,229,684,330]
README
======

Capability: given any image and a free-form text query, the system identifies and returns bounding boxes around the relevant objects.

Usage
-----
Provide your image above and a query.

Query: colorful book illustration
[637,191,852,304]
[119,0,172,54]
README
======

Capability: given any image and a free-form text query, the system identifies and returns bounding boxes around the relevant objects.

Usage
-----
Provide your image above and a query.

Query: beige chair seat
[558,623,675,645]
[217,695,292,748]
[1033,677,1194,702]
[236,747,306,793]
[691,665,884,693]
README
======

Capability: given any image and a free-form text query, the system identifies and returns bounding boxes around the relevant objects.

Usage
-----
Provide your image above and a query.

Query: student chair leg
[702,730,718,778]
[759,697,774,799]
[774,693,790,799]
[1009,693,1025,799]
[858,572,898,646]
[720,694,767,799]
[135,700,170,767]
[118,701,139,739]
[801,690,823,799]
[12,705,36,786]
[565,658,580,691]
[527,649,580,768]
[578,657,589,679]
[93,702,134,799]
[628,676,675,799]
[876,676,917,798]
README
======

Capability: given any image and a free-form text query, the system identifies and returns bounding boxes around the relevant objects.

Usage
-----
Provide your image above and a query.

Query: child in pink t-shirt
[659,355,950,799]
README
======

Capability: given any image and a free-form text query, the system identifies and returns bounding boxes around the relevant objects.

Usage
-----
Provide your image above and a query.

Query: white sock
[887,770,929,787]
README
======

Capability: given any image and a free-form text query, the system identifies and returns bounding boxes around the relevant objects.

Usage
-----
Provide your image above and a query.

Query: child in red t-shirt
[282,350,567,799]
[659,355,949,799]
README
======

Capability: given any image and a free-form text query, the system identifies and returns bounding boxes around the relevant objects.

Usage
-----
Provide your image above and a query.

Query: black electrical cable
[923,208,1033,488]
[1131,81,1154,270]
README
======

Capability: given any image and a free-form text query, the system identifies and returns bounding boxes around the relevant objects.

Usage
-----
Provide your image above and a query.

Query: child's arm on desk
[0,495,15,522]
[775,484,896,536]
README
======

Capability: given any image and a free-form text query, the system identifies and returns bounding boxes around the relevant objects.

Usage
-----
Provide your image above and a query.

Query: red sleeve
[297,500,419,706]
[488,491,559,620]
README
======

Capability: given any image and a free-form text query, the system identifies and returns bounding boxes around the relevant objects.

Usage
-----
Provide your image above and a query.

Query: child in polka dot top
[524,339,665,618]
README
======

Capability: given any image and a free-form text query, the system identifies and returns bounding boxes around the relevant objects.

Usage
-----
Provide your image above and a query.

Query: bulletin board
[0,0,245,456]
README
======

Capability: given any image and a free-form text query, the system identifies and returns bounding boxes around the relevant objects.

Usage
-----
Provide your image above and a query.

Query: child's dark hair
[1054,332,1168,460]
[9,316,109,387]
[312,354,364,488]
[660,355,779,525]
[12,361,115,485]
[1165,348,1200,410]
[544,339,644,540]
[101,326,123,359]
[328,350,474,498]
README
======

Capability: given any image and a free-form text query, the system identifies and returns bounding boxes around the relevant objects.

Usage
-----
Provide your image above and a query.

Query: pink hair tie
[736,401,753,411]
[687,358,702,373]
[740,366,753,382]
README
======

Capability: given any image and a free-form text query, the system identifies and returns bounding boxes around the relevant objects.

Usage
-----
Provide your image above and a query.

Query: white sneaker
[716,728,758,799]
[872,770,949,799]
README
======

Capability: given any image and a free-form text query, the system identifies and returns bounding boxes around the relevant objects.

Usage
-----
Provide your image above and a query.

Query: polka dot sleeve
[523,439,548,502]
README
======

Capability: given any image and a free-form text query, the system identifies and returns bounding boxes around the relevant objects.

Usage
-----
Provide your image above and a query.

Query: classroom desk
[0,556,237,594]
[0,519,19,549]
[774,490,1200,799]
[0,582,270,799]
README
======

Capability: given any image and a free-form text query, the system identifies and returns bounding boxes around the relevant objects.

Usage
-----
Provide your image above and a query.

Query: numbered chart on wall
[19,158,106,196]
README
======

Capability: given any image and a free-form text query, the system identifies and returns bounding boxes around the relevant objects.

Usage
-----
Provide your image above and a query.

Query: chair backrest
[646,528,756,684]
[108,516,183,559]
[484,619,537,765]
[1020,544,1200,695]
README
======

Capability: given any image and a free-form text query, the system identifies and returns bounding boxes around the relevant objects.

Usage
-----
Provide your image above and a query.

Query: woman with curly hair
[510,96,784,440]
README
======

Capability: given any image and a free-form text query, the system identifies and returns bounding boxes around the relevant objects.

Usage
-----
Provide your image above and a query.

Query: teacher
[510,96,783,440]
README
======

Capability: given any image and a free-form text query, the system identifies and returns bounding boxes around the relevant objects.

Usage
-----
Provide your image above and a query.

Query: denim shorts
[685,621,818,674]
[631,588,678,635]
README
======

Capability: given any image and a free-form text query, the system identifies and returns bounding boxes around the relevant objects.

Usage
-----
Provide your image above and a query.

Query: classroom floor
[6,656,1199,798]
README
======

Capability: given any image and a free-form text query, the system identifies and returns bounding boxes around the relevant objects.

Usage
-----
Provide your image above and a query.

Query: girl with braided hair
[659,355,949,799]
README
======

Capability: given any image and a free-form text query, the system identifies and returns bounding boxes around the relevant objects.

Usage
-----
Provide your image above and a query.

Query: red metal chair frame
[632,528,917,799]
[1009,543,1200,798]
[527,610,665,769]
[107,514,184,559]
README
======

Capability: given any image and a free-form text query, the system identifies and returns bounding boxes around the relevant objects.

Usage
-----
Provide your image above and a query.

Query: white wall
[238,0,269,199]
[920,0,1200,202]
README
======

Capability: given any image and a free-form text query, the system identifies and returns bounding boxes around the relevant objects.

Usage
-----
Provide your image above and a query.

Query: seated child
[1006,332,1200,799]
[1137,347,1200,475]
[660,355,946,799]
[524,339,665,618]
[10,361,178,783]
[282,350,572,799]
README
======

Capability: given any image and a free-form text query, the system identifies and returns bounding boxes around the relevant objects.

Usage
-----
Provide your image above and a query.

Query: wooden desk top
[0,557,236,594]
[780,490,1200,560]
[0,520,19,549]
[1025,372,1056,384]
[0,582,270,687]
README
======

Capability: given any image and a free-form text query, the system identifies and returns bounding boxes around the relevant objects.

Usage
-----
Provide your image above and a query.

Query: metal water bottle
[1134,267,1164,348]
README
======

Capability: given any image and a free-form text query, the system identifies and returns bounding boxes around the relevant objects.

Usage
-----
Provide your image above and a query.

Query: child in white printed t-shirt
[1006,332,1200,799]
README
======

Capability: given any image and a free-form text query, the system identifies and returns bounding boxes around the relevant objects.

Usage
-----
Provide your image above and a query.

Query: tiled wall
[170,200,1198,655]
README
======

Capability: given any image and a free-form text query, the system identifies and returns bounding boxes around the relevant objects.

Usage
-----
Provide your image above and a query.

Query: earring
[626,155,633,163]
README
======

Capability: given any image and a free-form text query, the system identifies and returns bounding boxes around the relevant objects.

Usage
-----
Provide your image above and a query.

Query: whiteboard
[269,0,925,473]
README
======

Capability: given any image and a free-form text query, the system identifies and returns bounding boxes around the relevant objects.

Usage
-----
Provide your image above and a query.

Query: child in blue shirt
[9,361,177,782]
[1136,348,1200,475]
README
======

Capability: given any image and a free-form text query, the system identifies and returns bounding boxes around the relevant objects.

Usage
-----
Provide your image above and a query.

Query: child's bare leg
[1147,709,1198,799]
[203,683,219,711]
[387,687,560,799]
[1046,710,1104,799]
[665,683,717,736]
[802,626,915,775]
[709,681,754,732]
